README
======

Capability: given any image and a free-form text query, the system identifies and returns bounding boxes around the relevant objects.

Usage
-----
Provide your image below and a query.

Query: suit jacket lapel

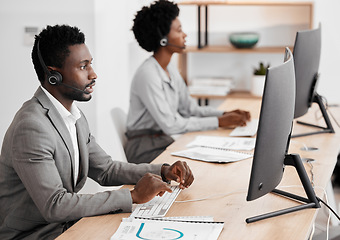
[34,88,76,187]
[74,121,89,191]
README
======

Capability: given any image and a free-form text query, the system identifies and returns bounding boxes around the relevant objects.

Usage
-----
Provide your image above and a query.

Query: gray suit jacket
[0,87,162,239]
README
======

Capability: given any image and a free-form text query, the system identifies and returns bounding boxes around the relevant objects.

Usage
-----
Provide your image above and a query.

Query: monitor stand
[246,154,321,223]
[292,93,335,138]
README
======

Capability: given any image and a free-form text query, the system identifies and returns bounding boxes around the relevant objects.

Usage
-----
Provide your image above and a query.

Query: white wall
[314,0,340,104]
[0,0,339,160]
[93,0,129,161]
[0,0,96,145]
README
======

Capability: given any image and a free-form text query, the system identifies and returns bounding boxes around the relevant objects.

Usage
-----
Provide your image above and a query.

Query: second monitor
[292,24,334,138]
[246,47,320,223]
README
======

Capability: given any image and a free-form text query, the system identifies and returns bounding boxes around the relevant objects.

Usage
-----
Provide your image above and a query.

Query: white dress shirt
[41,86,81,186]
[126,56,223,135]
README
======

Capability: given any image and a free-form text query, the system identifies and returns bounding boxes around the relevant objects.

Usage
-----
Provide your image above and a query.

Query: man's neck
[41,85,73,112]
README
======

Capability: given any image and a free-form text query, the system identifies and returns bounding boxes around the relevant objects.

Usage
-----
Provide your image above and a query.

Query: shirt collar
[40,86,81,122]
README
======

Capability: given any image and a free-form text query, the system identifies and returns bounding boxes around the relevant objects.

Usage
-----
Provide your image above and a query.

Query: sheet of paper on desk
[110,218,224,240]
[148,216,215,222]
[187,135,256,151]
[171,146,252,163]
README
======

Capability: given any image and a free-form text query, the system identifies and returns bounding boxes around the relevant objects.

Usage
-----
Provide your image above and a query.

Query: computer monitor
[292,24,334,138]
[246,47,320,223]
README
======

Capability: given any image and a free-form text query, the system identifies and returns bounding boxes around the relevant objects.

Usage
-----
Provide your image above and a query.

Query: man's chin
[73,92,92,102]
[77,95,92,102]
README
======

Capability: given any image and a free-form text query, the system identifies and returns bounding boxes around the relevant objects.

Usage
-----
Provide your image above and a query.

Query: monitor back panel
[247,48,296,201]
[293,26,321,118]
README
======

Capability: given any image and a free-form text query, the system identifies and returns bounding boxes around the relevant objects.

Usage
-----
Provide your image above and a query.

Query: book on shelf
[188,77,234,96]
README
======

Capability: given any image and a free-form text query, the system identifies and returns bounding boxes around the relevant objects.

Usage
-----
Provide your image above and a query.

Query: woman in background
[125,0,250,164]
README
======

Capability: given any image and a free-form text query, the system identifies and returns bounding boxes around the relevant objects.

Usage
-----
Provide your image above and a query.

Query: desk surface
[57,98,340,240]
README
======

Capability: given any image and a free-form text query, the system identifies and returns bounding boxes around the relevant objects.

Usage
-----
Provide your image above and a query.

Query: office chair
[110,107,128,150]
[110,108,128,164]
[78,107,128,194]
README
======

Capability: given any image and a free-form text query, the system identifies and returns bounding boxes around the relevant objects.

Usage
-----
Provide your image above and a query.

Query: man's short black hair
[31,24,85,83]
[132,0,179,52]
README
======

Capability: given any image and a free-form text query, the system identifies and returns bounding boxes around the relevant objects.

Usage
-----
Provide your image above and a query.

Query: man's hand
[130,173,172,204]
[218,109,251,128]
[161,161,194,189]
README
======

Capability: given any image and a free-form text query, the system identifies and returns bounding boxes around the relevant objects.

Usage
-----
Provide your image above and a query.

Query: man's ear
[47,66,58,72]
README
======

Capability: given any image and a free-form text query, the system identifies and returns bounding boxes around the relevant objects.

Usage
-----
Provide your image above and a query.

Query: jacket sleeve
[11,116,162,223]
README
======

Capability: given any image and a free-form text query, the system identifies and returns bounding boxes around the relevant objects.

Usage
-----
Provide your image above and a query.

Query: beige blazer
[0,87,162,239]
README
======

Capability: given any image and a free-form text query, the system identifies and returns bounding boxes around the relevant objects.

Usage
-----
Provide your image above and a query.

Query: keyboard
[130,185,181,218]
[229,119,259,137]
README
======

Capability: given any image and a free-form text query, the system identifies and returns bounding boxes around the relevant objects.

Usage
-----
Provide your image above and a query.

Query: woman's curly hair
[132,0,179,52]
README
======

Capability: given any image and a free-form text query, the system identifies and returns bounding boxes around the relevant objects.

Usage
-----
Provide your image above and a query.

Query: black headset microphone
[160,37,185,49]
[58,82,90,94]
[37,40,90,94]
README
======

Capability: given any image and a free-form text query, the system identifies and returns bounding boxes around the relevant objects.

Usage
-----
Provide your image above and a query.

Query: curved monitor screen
[247,48,295,201]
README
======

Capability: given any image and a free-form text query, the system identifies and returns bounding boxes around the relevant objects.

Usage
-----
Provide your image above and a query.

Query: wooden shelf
[178,1,313,7]
[177,1,314,86]
[184,45,291,54]
[178,1,313,48]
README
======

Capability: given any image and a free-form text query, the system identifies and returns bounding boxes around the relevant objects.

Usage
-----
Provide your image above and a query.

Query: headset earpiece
[37,40,63,85]
[159,35,185,49]
[48,71,63,85]
[160,37,168,47]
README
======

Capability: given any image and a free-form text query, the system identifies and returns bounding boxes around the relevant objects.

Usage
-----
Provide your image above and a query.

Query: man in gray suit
[0,25,194,239]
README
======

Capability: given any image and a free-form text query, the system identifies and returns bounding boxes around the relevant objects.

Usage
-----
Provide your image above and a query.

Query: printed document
[172,146,252,163]
[110,218,224,240]
[187,135,256,151]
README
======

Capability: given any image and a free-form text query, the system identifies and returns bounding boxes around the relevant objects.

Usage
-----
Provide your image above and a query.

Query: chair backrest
[79,108,128,194]
[110,107,127,147]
